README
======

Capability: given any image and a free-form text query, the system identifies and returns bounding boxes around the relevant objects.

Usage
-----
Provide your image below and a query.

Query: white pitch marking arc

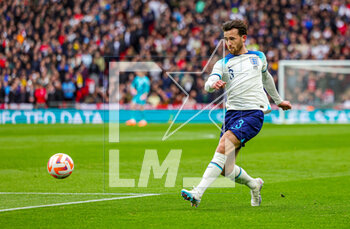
[0,193,159,213]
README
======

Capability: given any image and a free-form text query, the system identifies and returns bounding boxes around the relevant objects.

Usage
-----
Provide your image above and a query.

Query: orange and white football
[47,153,74,179]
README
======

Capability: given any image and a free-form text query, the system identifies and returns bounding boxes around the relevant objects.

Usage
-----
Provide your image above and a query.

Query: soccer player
[126,72,151,127]
[181,20,292,207]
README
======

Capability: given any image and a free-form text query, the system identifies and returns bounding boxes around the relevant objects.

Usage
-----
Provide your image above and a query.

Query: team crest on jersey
[249,57,259,66]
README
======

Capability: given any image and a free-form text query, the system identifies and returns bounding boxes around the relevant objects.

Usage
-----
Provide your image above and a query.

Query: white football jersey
[209,51,271,113]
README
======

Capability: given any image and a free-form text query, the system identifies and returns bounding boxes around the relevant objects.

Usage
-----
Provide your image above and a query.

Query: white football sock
[226,165,257,189]
[196,152,227,196]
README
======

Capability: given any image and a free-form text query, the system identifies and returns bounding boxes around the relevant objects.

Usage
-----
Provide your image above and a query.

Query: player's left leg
[181,130,238,207]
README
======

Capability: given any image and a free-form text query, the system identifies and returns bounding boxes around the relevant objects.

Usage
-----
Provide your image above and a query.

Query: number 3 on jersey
[228,68,234,80]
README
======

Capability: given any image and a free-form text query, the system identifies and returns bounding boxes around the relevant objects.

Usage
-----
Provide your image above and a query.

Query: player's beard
[231,41,243,55]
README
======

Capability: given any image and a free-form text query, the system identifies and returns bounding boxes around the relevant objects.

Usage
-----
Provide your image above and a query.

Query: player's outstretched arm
[204,75,226,92]
[262,70,292,110]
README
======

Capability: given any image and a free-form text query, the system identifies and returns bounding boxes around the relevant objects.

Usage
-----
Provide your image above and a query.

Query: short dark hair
[222,20,247,36]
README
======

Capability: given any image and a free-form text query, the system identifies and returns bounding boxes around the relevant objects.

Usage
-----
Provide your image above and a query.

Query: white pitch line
[0,193,159,213]
[0,192,144,196]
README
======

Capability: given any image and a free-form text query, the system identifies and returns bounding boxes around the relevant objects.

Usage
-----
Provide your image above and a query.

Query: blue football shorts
[220,110,264,147]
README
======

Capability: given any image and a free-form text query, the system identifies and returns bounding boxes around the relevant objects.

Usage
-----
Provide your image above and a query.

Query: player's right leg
[138,103,147,127]
[126,103,137,126]
[223,163,264,206]
[220,110,264,206]
[220,133,264,206]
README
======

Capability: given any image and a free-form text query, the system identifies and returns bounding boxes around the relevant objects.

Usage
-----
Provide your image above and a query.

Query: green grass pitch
[0,123,349,228]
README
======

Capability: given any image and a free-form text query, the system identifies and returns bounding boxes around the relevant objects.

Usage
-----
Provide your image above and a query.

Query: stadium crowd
[0,0,349,108]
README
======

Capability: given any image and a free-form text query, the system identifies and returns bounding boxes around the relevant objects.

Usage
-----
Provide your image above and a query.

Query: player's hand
[131,88,137,96]
[140,93,147,101]
[212,80,226,90]
[278,101,292,110]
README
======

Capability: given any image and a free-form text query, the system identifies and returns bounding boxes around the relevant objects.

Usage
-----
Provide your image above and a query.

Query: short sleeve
[210,59,225,79]
[259,52,268,73]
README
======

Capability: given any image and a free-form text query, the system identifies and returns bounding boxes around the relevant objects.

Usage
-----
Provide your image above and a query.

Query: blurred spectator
[47,81,64,107]
[34,83,47,108]
[148,92,161,107]
[62,74,76,101]
[0,81,4,103]
[47,83,56,107]
[186,90,198,105]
